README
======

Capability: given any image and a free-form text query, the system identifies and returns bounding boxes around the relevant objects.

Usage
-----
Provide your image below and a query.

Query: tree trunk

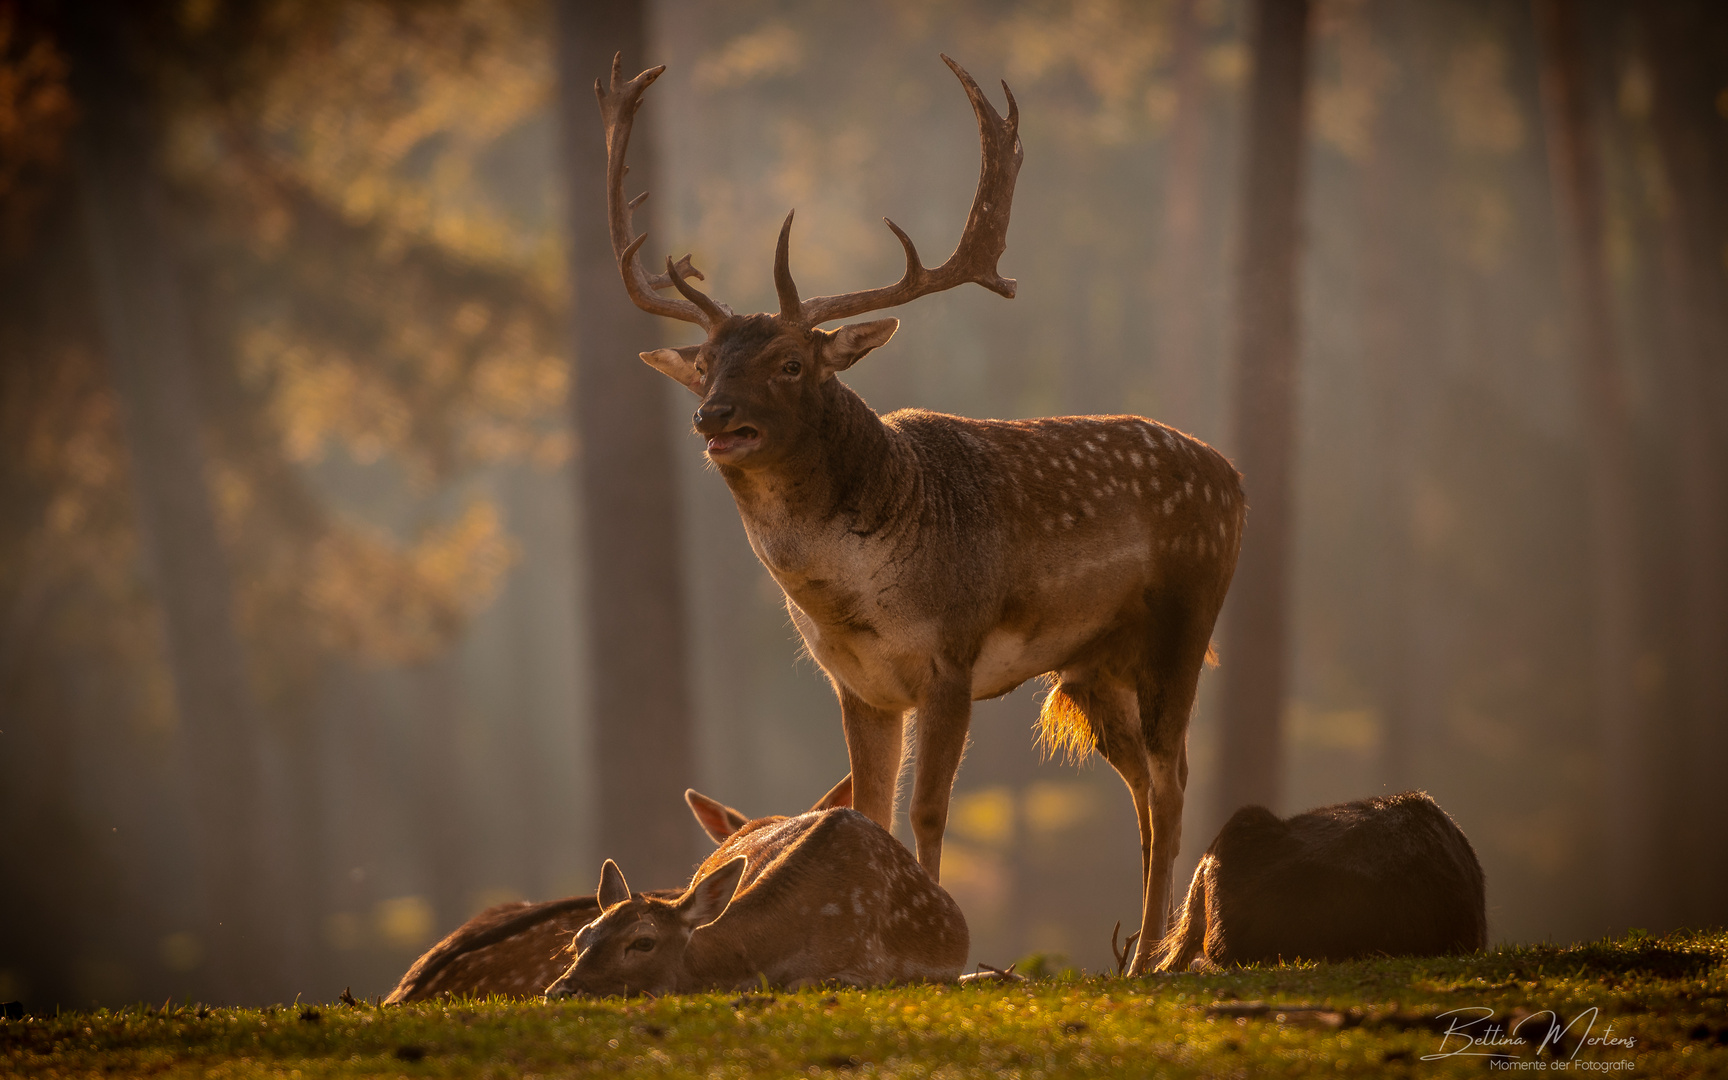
[60,4,279,1002]
[1217,0,1313,817]
[1155,0,1209,434]
[502,466,554,900]
[1638,0,1728,929]
[553,0,698,887]
[1356,0,1420,794]
[412,654,469,930]
[1530,0,1650,929]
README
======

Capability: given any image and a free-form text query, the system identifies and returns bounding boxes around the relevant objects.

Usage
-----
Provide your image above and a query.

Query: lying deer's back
[684,808,968,987]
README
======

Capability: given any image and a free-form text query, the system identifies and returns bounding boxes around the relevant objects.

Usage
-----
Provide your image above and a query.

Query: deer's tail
[1035,676,1096,763]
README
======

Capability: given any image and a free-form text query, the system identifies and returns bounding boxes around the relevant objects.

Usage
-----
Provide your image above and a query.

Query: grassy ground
[5,931,1725,1078]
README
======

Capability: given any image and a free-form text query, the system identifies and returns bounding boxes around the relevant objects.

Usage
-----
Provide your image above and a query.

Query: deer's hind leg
[1054,675,1158,974]
[1126,592,1217,975]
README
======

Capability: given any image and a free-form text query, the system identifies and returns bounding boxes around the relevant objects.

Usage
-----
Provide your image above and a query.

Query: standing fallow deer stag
[597,54,1243,974]
[546,776,968,995]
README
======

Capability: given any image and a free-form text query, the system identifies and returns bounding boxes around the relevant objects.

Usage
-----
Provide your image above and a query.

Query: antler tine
[646,254,705,290]
[795,56,1023,327]
[596,53,723,328]
[773,211,803,323]
[666,256,728,325]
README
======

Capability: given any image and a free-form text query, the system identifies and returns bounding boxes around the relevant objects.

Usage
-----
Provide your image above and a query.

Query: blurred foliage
[0,5,74,248]
[0,0,559,1005]
[1311,0,1396,161]
[2,0,563,705]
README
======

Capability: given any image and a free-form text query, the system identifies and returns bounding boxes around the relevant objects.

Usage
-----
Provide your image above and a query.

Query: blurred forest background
[2,0,1724,1008]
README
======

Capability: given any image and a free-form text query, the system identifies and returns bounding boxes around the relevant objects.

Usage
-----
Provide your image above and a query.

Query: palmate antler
[596,54,729,329]
[598,54,1020,331]
[776,55,1023,327]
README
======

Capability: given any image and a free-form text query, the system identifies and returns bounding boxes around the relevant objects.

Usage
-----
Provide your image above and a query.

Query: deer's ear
[680,856,746,930]
[686,789,751,844]
[814,318,898,378]
[811,774,853,812]
[597,859,631,908]
[641,346,704,394]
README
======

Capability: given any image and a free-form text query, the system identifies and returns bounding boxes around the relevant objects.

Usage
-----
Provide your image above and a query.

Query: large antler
[777,55,1022,328]
[596,54,730,328]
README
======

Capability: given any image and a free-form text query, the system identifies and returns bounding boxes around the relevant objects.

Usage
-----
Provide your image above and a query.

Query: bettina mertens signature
[1424,1006,1637,1068]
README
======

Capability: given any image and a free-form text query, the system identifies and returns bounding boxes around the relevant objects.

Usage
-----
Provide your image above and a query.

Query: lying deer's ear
[597,859,631,908]
[641,346,704,394]
[680,855,746,930]
[811,774,853,812]
[686,789,751,844]
[814,318,898,378]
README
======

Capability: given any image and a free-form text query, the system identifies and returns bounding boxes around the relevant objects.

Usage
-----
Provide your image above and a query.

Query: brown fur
[383,778,854,1002]
[382,890,683,1003]
[1154,791,1487,971]
[545,806,967,996]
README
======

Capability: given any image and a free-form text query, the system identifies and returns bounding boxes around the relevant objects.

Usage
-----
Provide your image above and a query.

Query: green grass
[6,931,1726,1078]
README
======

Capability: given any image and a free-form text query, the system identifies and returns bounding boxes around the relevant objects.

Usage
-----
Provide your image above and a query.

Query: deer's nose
[694,401,735,433]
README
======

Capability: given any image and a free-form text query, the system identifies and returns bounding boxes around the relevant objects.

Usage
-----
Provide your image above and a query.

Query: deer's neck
[719,381,915,574]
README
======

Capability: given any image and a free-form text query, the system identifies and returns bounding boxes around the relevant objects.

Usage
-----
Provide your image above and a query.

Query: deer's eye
[781,359,801,376]
[628,937,655,953]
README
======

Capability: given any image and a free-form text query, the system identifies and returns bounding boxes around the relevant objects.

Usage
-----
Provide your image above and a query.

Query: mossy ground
[5,931,1725,1078]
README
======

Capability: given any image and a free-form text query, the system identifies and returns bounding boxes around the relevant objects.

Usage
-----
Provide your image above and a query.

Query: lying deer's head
[546,777,852,997]
[597,54,1021,469]
[545,856,746,998]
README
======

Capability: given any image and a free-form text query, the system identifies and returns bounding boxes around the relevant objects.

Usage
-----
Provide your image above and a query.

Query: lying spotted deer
[546,778,967,996]
[384,778,855,1002]
[598,54,1242,974]
[1154,791,1487,971]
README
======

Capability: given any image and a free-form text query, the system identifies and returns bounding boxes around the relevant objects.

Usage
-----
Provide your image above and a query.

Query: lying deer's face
[642,315,899,469]
[546,899,689,998]
[543,856,746,998]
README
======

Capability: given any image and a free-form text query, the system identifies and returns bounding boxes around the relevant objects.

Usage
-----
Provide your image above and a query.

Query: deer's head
[545,856,745,998]
[597,54,1021,470]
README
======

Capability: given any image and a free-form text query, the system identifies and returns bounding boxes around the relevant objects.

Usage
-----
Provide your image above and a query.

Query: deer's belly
[785,553,1148,707]
[971,551,1152,696]
[969,624,1093,699]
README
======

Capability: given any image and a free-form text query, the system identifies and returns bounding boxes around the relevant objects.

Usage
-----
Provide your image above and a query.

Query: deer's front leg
[909,672,974,882]
[838,684,904,831]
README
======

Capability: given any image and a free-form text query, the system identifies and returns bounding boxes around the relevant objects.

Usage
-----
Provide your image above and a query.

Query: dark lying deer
[384,778,855,1002]
[1153,791,1487,971]
[545,779,968,997]
[597,53,1242,973]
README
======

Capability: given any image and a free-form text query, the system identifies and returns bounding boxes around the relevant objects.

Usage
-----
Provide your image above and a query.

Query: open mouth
[705,426,761,457]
